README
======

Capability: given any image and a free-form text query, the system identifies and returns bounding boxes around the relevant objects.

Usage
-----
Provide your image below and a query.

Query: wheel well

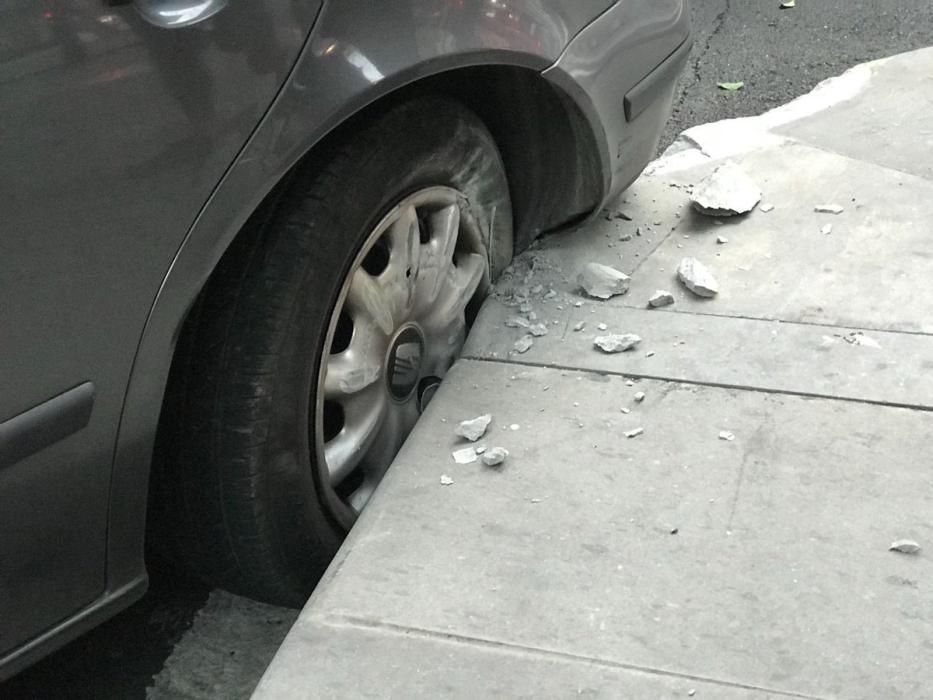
[149,65,603,545]
[411,65,604,248]
[292,65,605,252]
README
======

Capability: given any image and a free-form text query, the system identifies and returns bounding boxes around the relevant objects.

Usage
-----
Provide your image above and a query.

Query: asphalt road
[4,2,931,698]
[661,0,932,150]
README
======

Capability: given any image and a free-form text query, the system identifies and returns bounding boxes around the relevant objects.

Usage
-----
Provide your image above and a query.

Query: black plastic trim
[623,36,694,122]
[0,382,95,470]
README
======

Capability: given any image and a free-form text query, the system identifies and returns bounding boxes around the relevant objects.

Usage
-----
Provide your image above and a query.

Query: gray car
[0,0,691,678]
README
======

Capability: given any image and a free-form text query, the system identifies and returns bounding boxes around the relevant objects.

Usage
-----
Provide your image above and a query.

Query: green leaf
[717,81,745,91]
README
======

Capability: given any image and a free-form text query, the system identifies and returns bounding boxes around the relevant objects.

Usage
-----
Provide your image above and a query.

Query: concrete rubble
[677,258,719,298]
[593,334,641,353]
[648,290,675,308]
[889,539,921,554]
[454,414,492,442]
[577,262,631,299]
[513,335,533,354]
[815,204,844,214]
[690,162,762,216]
[480,447,509,467]
[451,446,478,464]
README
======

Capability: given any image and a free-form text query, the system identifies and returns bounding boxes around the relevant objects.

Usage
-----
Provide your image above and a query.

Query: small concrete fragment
[648,290,675,308]
[889,539,921,555]
[513,335,534,354]
[677,258,719,298]
[821,224,833,235]
[480,447,509,467]
[719,431,736,441]
[451,447,478,465]
[760,203,775,213]
[577,262,631,299]
[634,391,646,403]
[716,235,728,245]
[573,321,586,332]
[504,316,531,329]
[690,162,762,216]
[593,334,642,354]
[439,474,454,486]
[815,204,844,214]
[455,414,492,442]
[597,323,608,331]
[529,323,549,337]
[625,427,644,439]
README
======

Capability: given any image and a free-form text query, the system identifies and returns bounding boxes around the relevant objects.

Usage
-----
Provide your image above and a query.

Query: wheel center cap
[386,325,424,401]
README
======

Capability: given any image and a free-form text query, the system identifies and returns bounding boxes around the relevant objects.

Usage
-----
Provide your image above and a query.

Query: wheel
[150,97,513,606]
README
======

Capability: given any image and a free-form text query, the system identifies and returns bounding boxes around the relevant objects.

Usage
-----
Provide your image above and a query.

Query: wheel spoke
[420,252,486,332]
[324,351,381,398]
[380,203,420,320]
[414,203,460,311]
[324,387,388,487]
[324,311,386,398]
[347,268,396,335]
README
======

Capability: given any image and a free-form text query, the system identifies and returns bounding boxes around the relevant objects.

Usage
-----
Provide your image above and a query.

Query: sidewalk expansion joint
[461,355,933,413]
[317,613,829,700]
[608,304,933,338]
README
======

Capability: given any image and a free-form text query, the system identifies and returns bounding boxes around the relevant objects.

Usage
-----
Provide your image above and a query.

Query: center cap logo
[387,326,424,401]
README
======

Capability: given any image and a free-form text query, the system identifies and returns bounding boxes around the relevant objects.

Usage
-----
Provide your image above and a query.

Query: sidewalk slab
[256,618,782,700]
[256,51,933,700]
[258,361,932,700]
[466,301,933,410]
[773,48,933,181]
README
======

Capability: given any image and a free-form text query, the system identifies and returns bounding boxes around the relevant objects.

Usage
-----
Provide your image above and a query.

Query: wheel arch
[109,55,605,586]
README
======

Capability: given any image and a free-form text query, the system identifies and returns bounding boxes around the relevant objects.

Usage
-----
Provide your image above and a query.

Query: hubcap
[315,186,488,526]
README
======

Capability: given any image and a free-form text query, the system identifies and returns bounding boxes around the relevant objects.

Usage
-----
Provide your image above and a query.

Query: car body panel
[0,0,689,677]
[0,0,322,672]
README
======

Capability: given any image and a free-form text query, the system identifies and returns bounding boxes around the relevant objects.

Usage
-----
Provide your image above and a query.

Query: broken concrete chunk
[760,203,775,213]
[505,316,531,329]
[634,391,646,403]
[841,331,881,349]
[529,323,549,337]
[719,431,736,441]
[814,204,844,214]
[677,258,719,298]
[475,445,486,455]
[597,322,608,331]
[578,262,631,299]
[889,539,921,555]
[452,447,478,465]
[648,290,675,308]
[594,334,642,354]
[513,335,534,354]
[690,162,762,216]
[625,427,644,439]
[455,414,492,442]
[440,474,454,486]
[573,321,586,332]
[481,447,509,467]
[543,289,557,300]
[619,233,633,242]
[716,235,728,245]
[821,224,833,235]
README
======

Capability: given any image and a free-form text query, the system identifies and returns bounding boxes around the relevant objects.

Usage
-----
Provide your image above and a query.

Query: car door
[0,0,320,657]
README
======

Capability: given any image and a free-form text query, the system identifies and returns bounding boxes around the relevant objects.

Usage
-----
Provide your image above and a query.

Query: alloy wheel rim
[314,186,488,527]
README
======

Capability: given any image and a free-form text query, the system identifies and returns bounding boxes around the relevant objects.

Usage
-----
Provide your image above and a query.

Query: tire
[150,97,513,607]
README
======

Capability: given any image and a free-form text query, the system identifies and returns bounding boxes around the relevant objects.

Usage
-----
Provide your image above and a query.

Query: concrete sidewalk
[254,49,933,699]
